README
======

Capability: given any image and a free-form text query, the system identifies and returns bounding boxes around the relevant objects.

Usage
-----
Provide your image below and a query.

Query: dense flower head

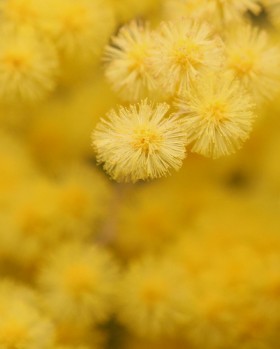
[0,25,58,102]
[92,99,187,183]
[167,210,280,349]
[116,256,193,338]
[36,0,115,63]
[150,20,224,95]
[225,24,280,101]
[54,164,112,238]
[0,281,54,349]
[0,0,41,27]
[0,0,280,348]
[104,20,157,101]
[175,71,256,158]
[39,242,118,325]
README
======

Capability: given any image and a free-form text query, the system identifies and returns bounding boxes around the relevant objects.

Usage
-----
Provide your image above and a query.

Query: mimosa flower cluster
[92,0,280,182]
[0,0,280,349]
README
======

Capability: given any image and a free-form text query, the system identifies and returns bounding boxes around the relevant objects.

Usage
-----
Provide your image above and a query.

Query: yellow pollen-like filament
[132,128,162,155]
[204,101,227,121]
[173,39,202,67]
[128,44,148,71]
[229,51,256,76]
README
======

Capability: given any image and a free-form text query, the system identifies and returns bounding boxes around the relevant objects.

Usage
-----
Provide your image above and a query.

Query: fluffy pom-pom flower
[225,24,280,101]
[37,0,115,63]
[0,0,50,30]
[116,256,193,338]
[92,99,187,183]
[150,20,223,95]
[104,20,157,101]
[0,25,58,102]
[175,71,256,159]
[0,281,54,349]
[39,242,118,325]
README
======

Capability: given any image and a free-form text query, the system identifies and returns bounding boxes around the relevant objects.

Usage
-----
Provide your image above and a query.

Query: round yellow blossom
[225,24,280,101]
[116,256,193,338]
[37,0,115,64]
[39,242,118,325]
[150,20,223,95]
[0,281,54,349]
[0,177,61,273]
[104,21,157,101]
[54,164,112,238]
[175,227,280,347]
[92,99,187,183]
[175,71,256,159]
[0,0,46,28]
[165,197,280,348]
[0,25,58,102]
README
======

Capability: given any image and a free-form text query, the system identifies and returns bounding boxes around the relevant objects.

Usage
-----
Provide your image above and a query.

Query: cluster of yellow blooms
[0,0,280,349]
[92,0,280,182]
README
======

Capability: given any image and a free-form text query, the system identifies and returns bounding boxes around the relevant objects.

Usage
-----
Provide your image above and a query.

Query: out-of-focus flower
[37,0,115,64]
[0,281,54,349]
[116,256,193,338]
[0,0,46,28]
[54,165,112,238]
[39,242,118,325]
[0,25,58,102]
[225,24,280,101]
